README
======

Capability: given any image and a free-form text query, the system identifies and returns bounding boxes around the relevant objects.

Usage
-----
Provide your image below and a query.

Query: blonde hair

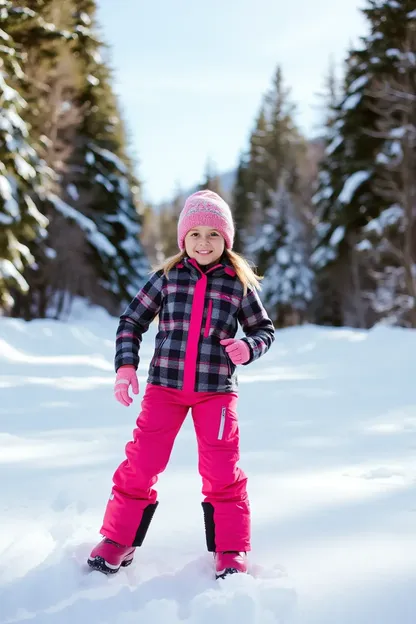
[152,249,263,295]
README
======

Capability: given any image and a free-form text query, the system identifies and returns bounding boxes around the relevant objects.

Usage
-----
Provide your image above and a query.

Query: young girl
[88,190,275,579]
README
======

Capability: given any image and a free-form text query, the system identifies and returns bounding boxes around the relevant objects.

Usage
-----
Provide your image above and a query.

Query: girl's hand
[220,339,250,365]
[114,365,139,406]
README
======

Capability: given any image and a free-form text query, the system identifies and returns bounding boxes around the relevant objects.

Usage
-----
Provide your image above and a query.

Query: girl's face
[184,225,225,266]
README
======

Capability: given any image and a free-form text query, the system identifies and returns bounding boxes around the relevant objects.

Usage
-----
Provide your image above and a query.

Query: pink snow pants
[101,383,250,551]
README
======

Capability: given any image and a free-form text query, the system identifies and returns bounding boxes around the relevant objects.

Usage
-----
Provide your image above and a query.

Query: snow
[1,303,415,623]
[0,173,18,219]
[0,74,25,112]
[80,11,91,25]
[91,145,128,175]
[325,135,342,156]
[95,173,115,192]
[86,151,95,165]
[14,153,36,180]
[49,194,117,258]
[329,225,345,247]
[310,245,336,270]
[364,205,404,235]
[349,75,368,93]
[104,212,140,236]
[386,48,401,58]
[25,195,49,230]
[389,127,406,139]
[66,183,79,202]
[338,170,371,204]
[342,92,361,111]
[356,239,372,252]
[87,74,100,86]
[0,258,29,290]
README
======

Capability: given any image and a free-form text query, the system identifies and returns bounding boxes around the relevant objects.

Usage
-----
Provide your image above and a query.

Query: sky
[96,0,368,204]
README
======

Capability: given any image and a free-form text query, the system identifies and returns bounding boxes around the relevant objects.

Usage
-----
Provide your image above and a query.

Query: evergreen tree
[159,185,184,259]
[255,177,314,326]
[311,63,346,325]
[246,67,307,275]
[51,0,148,314]
[230,65,312,325]
[0,0,49,311]
[358,17,416,326]
[313,0,416,327]
[197,158,223,195]
[231,152,252,254]
[9,0,86,318]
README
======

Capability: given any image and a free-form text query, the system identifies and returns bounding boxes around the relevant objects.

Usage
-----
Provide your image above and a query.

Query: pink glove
[114,365,139,406]
[220,339,250,365]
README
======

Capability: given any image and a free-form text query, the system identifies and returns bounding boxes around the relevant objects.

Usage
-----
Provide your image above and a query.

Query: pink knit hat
[177,190,235,250]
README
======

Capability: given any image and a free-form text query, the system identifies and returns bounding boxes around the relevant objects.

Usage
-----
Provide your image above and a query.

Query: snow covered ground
[1,300,416,623]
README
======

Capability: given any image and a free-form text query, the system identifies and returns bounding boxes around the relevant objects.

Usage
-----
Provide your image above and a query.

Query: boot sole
[87,555,134,575]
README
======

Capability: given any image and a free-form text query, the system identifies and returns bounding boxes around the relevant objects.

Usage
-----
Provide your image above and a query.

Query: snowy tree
[242,68,308,274]
[0,1,49,311]
[358,22,416,326]
[197,158,223,196]
[259,178,314,326]
[157,185,185,260]
[1,0,149,319]
[313,0,416,327]
[231,152,252,254]
[64,1,148,312]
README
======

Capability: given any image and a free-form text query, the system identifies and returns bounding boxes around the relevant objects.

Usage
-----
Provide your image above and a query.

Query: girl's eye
[210,232,219,237]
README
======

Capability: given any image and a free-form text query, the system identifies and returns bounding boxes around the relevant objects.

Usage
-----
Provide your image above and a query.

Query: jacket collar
[178,255,236,278]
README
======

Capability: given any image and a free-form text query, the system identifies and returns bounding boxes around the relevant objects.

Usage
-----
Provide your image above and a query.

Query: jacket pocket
[151,336,167,366]
[204,300,213,338]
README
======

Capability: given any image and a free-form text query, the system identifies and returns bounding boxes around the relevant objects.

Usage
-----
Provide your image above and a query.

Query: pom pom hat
[177,190,235,251]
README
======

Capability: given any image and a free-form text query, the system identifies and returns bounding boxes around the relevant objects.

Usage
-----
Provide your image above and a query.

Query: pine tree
[358,16,416,326]
[231,153,252,254]
[53,0,148,314]
[256,177,314,326]
[229,65,312,325]
[197,158,223,195]
[313,0,416,327]
[311,63,346,325]
[2,0,149,318]
[231,107,269,257]
[0,0,50,311]
[247,67,307,274]
[158,185,184,259]
[9,0,88,319]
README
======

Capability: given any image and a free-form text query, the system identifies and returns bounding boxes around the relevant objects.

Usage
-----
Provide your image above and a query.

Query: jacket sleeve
[114,270,165,371]
[237,288,275,364]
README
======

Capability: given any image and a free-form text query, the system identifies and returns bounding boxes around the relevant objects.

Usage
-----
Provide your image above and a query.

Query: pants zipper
[218,407,226,440]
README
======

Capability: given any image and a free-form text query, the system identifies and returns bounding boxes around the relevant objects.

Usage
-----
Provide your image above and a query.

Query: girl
[88,190,275,579]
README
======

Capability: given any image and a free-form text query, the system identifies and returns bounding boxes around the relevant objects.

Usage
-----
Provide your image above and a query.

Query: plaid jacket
[115,256,275,392]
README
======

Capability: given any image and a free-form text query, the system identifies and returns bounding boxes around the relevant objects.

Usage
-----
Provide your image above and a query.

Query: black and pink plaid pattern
[115,258,275,392]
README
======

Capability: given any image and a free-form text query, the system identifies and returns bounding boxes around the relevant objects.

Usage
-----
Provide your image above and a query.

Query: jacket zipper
[182,261,222,392]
